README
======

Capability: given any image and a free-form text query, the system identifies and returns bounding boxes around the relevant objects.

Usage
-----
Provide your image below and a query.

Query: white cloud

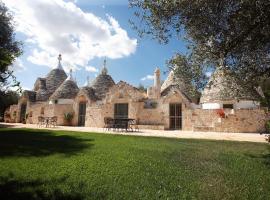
[141,75,154,81]
[85,65,98,72]
[205,71,213,77]
[4,0,137,71]
[9,59,26,72]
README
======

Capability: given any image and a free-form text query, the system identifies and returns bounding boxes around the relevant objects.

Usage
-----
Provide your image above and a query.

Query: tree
[0,1,22,91]
[138,83,147,92]
[260,78,270,108]
[0,90,19,120]
[130,0,270,90]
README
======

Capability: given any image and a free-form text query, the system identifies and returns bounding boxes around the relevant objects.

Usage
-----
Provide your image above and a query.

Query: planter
[63,120,72,126]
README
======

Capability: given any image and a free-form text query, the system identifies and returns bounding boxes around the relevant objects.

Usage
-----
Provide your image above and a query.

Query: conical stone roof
[46,69,67,96]
[79,86,98,101]
[45,55,67,96]
[50,70,79,100]
[161,67,200,103]
[91,66,115,99]
[200,67,260,103]
[36,79,48,101]
[161,70,177,92]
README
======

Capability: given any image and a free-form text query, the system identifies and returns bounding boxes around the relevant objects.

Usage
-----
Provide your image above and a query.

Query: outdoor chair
[129,119,140,132]
[50,116,58,127]
[37,116,45,127]
[103,117,114,131]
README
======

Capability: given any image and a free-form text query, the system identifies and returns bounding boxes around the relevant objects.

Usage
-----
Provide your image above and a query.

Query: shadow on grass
[0,123,17,128]
[0,175,82,200]
[0,129,93,157]
[246,146,270,167]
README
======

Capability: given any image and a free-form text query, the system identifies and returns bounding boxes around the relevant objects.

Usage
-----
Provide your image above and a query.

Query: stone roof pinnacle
[57,54,63,70]
[101,58,108,75]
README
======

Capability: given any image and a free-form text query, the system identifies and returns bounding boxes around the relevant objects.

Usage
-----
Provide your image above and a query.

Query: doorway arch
[78,96,87,126]
[19,103,27,123]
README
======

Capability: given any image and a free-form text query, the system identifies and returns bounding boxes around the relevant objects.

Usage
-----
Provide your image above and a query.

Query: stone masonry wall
[185,108,269,133]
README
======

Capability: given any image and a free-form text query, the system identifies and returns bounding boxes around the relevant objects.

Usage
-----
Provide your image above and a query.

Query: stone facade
[4,56,269,133]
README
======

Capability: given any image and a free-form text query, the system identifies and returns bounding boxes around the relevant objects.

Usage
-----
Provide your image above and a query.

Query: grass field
[0,128,269,200]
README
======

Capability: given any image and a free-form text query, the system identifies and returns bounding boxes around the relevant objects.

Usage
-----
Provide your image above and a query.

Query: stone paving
[0,122,268,143]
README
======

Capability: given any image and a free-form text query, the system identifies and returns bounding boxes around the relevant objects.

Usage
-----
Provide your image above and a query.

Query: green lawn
[0,128,269,200]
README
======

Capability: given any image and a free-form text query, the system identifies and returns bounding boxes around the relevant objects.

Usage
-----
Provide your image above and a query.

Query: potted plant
[216,109,225,118]
[265,121,270,143]
[64,112,74,126]
[12,111,17,122]
[22,117,26,124]
[4,112,11,123]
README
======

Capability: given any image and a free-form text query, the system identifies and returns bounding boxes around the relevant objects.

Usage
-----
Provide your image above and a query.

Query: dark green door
[169,104,182,130]
[114,103,128,119]
[20,104,27,122]
[78,103,86,126]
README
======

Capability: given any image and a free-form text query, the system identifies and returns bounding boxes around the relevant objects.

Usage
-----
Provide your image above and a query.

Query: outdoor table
[113,118,135,132]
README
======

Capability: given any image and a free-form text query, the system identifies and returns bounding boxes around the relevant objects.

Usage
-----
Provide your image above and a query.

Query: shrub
[64,112,74,122]
[265,120,270,133]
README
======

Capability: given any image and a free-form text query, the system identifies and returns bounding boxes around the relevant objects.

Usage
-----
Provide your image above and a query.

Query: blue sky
[6,0,187,90]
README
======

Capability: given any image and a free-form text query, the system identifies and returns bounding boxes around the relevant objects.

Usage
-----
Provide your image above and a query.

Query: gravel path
[0,122,268,143]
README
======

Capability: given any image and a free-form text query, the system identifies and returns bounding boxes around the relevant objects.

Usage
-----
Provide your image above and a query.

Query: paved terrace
[0,122,268,143]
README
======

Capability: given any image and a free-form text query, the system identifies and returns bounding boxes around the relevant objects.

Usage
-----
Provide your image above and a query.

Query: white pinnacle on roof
[84,76,90,87]
[101,58,108,75]
[57,54,63,70]
[66,69,75,81]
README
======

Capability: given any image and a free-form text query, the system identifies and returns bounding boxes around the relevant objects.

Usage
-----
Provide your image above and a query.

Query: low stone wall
[138,125,165,130]
[185,108,269,133]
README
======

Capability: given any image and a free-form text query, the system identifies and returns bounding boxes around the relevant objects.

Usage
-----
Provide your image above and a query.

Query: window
[223,104,233,109]
[114,103,128,119]
[144,100,157,109]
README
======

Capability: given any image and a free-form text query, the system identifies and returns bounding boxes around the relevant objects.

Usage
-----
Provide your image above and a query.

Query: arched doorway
[20,103,27,123]
[78,102,86,126]
[169,103,182,130]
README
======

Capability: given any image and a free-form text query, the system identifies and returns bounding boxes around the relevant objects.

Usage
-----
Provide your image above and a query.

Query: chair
[37,116,45,127]
[103,117,114,131]
[50,116,58,127]
[129,119,140,132]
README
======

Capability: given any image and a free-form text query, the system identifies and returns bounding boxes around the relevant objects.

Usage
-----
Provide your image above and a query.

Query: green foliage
[138,83,147,92]
[130,0,270,89]
[0,128,270,199]
[260,90,270,109]
[260,78,270,108]
[167,53,205,97]
[0,2,22,91]
[64,112,74,122]
[0,90,19,118]
[265,121,270,133]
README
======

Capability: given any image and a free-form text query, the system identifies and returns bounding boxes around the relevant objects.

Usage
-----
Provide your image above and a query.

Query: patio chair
[37,116,45,127]
[114,119,128,132]
[129,119,140,132]
[50,116,58,127]
[103,117,114,131]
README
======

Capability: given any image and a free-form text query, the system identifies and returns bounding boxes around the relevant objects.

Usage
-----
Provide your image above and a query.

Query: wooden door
[169,104,182,130]
[78,102,86,126]
[20,104,27,123]
[114,103,128,119]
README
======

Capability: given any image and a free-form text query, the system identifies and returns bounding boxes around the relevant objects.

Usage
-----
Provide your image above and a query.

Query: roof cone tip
[57,54,63,70]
